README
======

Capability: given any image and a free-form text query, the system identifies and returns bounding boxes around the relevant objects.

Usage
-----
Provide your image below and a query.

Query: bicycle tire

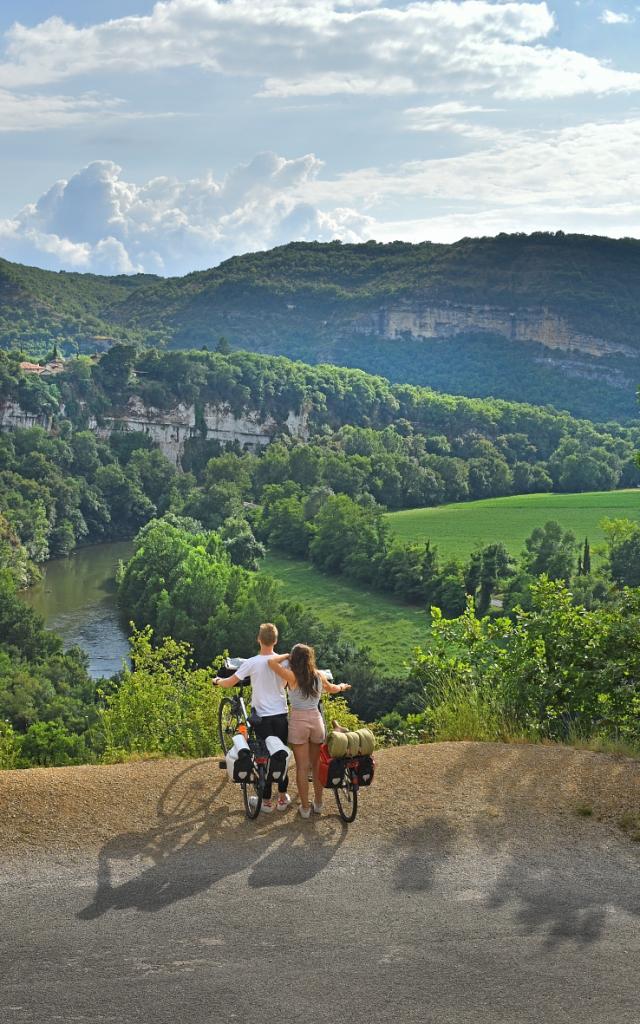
[218,696,239,754]
[334,776,358,823]
[243,764,264,820]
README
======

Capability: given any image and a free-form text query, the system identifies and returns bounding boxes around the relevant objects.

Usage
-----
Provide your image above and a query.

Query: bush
[100,627,225,761]
[0,720,21,769]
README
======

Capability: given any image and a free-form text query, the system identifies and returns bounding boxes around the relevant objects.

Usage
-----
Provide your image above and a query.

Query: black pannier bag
[354,754,375,786]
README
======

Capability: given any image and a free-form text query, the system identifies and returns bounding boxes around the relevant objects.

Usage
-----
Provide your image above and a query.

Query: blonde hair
[258,622,278,646]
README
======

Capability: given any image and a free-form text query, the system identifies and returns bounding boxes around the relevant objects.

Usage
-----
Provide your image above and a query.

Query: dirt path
[1,742,638,856]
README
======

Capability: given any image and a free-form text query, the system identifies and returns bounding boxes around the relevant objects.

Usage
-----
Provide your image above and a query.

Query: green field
[386,490,640,561]
[262,552,428,673]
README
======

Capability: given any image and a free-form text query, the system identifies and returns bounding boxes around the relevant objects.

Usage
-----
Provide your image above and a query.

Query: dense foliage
[2,344,637,579]
[405,579,640,747]
[3,234,640,421]
[0,568,98,768]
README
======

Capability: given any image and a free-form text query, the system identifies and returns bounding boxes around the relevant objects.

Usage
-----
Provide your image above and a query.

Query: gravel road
[2,814,639,1022]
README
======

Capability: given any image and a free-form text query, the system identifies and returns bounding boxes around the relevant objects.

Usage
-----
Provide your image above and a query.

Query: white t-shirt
[235,654,288,717]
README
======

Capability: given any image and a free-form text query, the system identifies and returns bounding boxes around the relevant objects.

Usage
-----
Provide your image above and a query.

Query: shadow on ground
[393,743,640,948]
[78,764,346,919]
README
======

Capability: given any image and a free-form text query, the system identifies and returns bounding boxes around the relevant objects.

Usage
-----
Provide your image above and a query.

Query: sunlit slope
[262,552,427,672]
[385,490,640,561]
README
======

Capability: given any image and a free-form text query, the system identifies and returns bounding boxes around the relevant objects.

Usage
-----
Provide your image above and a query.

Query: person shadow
[77,762,345,919]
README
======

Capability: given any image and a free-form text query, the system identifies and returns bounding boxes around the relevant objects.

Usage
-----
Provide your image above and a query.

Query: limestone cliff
[0,396,307,467]
[0,401,54,432]
[350,302,633,359]
[88,397,308,466]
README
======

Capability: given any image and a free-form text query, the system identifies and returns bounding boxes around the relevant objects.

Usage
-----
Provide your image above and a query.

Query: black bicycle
[217,671,269,820]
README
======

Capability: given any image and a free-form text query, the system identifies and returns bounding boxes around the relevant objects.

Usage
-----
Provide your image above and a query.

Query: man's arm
[212,673,240,687]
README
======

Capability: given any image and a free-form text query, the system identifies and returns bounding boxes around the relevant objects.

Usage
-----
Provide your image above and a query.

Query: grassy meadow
[262,552,428,674]
[385,490,640,562]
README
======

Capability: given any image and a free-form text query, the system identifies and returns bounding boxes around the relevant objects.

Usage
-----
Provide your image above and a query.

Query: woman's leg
[292,742,311,809]
[309,741,324,806]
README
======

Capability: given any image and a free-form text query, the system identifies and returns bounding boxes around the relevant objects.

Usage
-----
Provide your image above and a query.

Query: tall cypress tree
[583,537,591,575]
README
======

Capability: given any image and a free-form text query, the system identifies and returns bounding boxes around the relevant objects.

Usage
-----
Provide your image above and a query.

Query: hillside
[386,490,640,562]
[1,234,640,422]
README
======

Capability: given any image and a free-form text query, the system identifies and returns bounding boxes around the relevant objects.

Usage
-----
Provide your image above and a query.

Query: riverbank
[23,541,134,678]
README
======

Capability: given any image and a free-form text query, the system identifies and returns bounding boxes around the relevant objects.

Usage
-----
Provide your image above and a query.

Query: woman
[269,645,351,818]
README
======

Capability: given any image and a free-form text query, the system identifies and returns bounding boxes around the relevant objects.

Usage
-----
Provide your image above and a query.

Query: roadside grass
[385,490,640,562]
[261,552,428,675]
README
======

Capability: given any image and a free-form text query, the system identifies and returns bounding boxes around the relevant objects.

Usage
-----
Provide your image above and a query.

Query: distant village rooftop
[19,359,66,376]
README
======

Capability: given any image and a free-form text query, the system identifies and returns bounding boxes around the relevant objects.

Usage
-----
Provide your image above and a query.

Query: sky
[0,0,639,276]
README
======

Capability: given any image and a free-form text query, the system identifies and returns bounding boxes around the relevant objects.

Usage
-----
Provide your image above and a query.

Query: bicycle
[334,758,359,823]
[216,666,269,820]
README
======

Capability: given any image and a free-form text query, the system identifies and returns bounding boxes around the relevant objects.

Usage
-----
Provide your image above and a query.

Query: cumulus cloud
[0,155,373,275]
[1,0,639,102]
[2,111,640,277]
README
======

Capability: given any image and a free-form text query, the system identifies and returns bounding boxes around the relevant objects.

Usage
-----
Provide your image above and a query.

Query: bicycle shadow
[77,762,345,919]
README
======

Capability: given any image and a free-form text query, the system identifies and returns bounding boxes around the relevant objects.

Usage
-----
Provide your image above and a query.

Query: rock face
[89,397,309,466]
[0,401,53,431]
[0,395,308,467]
[351,302,633,358]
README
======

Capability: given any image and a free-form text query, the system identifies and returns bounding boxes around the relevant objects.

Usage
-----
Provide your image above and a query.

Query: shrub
[0,720,21,769]
[100,627,224,761]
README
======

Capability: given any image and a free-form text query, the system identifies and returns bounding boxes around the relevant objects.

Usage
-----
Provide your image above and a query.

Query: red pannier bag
[318,744,346,789]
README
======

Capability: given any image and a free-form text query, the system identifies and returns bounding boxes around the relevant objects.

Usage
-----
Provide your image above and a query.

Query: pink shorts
[288,709,326,746]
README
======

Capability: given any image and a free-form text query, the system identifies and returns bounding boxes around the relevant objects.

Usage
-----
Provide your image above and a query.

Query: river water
[23,541,134,679]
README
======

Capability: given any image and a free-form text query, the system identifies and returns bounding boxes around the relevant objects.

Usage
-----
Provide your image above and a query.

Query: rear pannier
[318,745,347,789]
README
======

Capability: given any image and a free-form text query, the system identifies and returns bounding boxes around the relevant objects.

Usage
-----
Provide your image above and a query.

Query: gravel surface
[1,743,639,1023]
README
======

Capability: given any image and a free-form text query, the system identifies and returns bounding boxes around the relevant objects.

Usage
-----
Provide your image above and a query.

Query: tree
[604,519,640,589]
[220,517,266,571]
[522,521,577,583]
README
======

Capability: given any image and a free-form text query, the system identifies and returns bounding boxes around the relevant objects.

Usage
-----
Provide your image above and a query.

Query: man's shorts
[288,708,326,745]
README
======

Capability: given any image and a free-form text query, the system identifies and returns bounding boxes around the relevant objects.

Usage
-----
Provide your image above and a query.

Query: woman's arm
[268,657,296,687]
[319,672,351,695]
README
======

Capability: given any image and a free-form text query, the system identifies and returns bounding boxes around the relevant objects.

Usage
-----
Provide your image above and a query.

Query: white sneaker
[260,800,275,814]
[312,801,323,815]
[277,794,291,811]
[299,805,311,819]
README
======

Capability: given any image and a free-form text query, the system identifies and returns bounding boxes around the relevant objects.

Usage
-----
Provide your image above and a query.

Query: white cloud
[0,155,373,275]
[258,74,416,98]
[599,9,634,23]
[404,102,503,139]
[0,0,639,103]
[0,89,127,132]
[2,113,640,276]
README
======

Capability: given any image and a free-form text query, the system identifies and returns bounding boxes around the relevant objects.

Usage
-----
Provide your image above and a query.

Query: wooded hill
[1,233,639,422]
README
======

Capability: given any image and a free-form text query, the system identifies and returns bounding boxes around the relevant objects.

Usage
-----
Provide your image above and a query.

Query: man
[213,622,291,813]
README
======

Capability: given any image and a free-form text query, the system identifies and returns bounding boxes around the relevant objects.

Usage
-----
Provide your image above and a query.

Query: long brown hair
[289,644,319,699]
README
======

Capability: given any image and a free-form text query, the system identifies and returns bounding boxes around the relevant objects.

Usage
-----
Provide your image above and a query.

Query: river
[23,541,134,679]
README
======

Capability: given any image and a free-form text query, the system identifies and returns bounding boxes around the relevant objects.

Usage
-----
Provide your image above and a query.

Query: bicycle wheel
[243,764,264,820]
[218,697,240,754]
[334,775,358,823]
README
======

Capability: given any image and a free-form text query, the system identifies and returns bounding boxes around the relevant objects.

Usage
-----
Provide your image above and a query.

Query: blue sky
[0,0,639,275]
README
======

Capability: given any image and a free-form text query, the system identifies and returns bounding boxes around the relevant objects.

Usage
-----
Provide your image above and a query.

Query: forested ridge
[2,233,640,422]
[1,343,638,576]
